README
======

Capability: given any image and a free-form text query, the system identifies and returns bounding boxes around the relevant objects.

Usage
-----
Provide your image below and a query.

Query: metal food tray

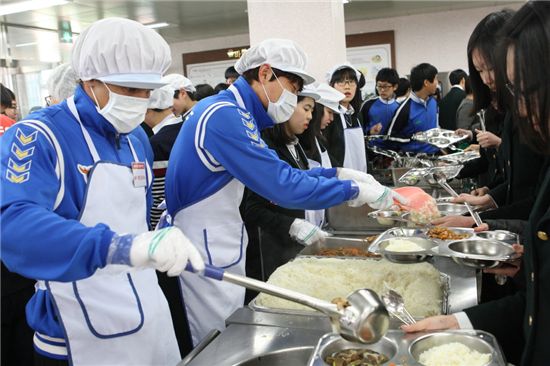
[248,271,451,320]
[308,330,506,365]
[412,128,468,149]
[297,236,381,258]
[439,150,480,164]
[367,203,472,228]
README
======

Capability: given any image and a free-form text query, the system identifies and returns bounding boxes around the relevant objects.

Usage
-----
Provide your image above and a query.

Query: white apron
[175,86,247,345]
[44,98,179,365]
[305,138,332,227]
[341,112,367,173]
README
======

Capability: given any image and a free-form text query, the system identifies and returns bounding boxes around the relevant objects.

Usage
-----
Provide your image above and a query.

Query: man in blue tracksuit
[386,63,441,154]
[0,18,204,365]
[361,68,400,149]
[165,38,406,345]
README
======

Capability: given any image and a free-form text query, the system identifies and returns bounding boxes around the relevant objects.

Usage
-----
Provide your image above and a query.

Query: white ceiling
[1,0,522,67]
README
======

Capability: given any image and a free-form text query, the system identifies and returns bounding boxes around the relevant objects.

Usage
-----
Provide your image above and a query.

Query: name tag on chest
[132,162,146,188]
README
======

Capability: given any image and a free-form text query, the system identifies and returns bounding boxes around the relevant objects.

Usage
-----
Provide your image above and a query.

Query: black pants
[2,287,35,366]
[33,353,67,366]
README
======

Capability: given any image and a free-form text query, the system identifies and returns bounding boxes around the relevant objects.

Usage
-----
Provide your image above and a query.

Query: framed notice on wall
[346,44,392,99]
[186,59,236,88]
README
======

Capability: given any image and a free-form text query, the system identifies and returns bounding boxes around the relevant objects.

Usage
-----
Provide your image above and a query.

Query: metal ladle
[186,263,390,344]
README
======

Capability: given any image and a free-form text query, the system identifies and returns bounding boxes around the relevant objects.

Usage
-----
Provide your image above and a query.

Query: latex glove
[401,315,459,333]
[337,168,377,184]
[475,129,502,149]
[108,227,204,276]
[348,181,408,209]
[289,218,329,245]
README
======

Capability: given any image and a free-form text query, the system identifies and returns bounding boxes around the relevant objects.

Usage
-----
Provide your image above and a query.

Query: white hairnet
[326,62,361,84]
[72,17,171,89]
[315,84,345,113]
[148,85,174,109]
[162,74,196,93]
[234,38,315,85]
[298,85,320,101]
[47,63,78,101]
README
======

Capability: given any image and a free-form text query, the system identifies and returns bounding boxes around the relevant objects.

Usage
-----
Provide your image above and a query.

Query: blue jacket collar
[378,96,396,105]
[229,77,274,130]
[69,84,119,137]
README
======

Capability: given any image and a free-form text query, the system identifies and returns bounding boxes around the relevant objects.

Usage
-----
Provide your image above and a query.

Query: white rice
[418,342,491,366]
[255,257,443,317]
[384,238,425,252]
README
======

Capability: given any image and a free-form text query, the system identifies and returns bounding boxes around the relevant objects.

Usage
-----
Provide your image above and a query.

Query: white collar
[451,84,465,91]
[152,114,181,134]
[378,96,396,105]
[339,104,355,115]
[409,91,429,107]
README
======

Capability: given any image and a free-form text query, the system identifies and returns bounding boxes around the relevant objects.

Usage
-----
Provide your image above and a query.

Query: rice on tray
[255,257,443,317]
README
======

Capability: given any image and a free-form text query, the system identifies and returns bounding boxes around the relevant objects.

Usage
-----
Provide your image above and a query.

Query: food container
[475,230,518,245]
[439,151,480,164]
[326,203,391,231]
[308,330,506,366]
[298,236,381,259]
[446,239,517,269]
[378,237,438,264]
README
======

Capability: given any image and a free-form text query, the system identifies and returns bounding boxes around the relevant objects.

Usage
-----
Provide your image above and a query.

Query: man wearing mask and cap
[0,18,204,366]
[165,38,407,345]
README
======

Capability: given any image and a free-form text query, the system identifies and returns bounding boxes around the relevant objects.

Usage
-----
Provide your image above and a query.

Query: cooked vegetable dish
[325,348,389,366]
[427,227,471,240]
[319,247,381,258]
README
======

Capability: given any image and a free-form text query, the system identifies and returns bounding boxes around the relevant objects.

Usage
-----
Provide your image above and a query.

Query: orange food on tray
[318,247,381,258]
[393,187,441,224]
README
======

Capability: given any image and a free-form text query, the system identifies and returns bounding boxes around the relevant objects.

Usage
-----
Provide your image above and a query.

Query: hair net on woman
[47,63,78,102]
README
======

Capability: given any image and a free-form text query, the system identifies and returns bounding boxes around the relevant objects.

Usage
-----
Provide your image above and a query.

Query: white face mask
[91,82,149,134]
[261,73,297,124]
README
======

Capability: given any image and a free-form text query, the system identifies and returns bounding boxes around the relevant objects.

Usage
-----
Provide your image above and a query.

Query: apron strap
[67,97,101,163]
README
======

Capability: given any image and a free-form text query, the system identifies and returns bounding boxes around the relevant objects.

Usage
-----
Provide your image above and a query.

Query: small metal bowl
[447,239,516,269]
[369,210,401,226]
[409,332,494,366]
[388,227,426,237]
[475,230,518,245]
[378,237,437,264]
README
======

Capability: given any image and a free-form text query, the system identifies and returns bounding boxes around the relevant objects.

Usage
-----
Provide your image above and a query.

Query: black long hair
[298,102,326,162]
[499,2,550,154]
[467,9,515,112]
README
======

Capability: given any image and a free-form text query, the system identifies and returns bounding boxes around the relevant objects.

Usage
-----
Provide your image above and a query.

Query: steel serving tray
[308,330,506,365]
[412,128,468,149]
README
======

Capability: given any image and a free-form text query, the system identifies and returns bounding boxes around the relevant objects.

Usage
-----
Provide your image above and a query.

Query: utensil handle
[185,263,341,317]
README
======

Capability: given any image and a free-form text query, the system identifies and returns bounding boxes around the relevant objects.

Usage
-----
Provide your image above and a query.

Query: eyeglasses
[45,95,53,106]
[376,84,393,90]
[335,79,357,87]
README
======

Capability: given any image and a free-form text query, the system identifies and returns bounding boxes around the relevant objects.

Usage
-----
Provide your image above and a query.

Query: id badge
[132,162,146,188]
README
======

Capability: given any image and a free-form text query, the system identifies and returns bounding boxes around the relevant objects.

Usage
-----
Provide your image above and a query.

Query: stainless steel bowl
[447,239,516,269]
[378,237,437,264]
[409,332,494,365]
[368,210,402,226]
[475,230,518,245]
[388,227,426,237]
[318,335,397,365]
[441,131,457,138]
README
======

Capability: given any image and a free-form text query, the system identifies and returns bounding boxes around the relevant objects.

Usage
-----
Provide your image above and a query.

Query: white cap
[47,63,78,101]
[72,17,171,89]
[326,62,361,84]
[234,38,315,85]
[315,84,345,113]
[298,85,321,101]
[148,85,174,109]
[162,73,196,93]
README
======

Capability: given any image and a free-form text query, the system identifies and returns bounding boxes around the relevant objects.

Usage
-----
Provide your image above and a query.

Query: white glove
[348,181,409,209]
[109,227,205,276]
[289,219,329,245]
[338,168,376,184]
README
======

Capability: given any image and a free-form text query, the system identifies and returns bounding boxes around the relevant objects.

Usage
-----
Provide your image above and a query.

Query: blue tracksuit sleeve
[202,107,353,210]
[304,167,337,178]
[0,124,115,282]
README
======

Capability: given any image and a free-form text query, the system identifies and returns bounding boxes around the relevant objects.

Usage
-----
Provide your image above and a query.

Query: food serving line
[179,132,518,365]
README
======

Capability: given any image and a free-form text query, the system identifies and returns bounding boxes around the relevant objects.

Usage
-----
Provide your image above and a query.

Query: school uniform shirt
[0,85,153,354]
[361,96,399,149]
[386,92,440,154]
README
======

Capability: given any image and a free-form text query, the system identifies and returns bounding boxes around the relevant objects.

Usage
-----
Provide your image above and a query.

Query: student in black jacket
[438,69,467,130]
[323,62,367,172]
[404,4,550,365]
[243,91,329,283]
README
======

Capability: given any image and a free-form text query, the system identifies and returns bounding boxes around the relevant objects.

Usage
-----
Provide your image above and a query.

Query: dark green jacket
[465,158,550,365]
[438,86,466,130]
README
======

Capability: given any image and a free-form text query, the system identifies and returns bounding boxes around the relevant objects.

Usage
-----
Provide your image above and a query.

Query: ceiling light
[0,0,69,16]
[145,22,170,29]
[14,42,38,48]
